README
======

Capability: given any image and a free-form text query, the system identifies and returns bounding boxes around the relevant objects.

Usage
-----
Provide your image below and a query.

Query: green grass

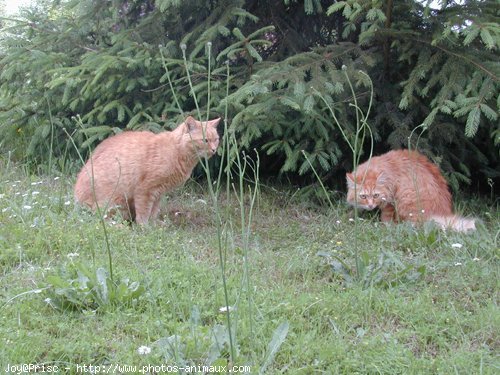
[0,161,498,374]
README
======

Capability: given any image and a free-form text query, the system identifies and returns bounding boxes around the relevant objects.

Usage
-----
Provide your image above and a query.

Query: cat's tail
[429,215,476,232]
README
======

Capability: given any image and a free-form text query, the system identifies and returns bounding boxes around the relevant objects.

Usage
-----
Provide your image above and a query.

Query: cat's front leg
[134,193,155,225]
[380,204,396,222]
[116,196,135,222]
[150,195,162,222]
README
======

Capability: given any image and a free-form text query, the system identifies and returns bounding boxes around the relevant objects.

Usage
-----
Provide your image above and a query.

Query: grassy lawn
[0,161,498,374]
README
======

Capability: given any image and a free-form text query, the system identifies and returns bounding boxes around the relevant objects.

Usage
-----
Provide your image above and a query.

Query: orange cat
[346,149,475,232]
[74,116,220,224]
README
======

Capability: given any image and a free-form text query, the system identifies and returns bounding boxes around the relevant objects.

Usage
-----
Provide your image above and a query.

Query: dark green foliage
[317,249,427,289]
[0,0,498,192]
[45,262,148,312]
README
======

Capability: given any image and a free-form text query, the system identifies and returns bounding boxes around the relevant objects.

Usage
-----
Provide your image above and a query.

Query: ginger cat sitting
[74,116,220,224]
[346,149,475,232]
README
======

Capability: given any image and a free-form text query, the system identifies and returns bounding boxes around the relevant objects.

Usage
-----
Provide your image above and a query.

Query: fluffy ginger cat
[74,116,220,224]
[346,149,475,232]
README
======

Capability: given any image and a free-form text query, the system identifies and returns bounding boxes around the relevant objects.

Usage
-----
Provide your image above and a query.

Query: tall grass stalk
[159,43,236,356]
[158,46,184,116]
[233,148,259,340]
[180,43,201,118]
[406,123,428,222]
[314,67,374,279]
[188,42,238,361]
[63,124,113,280]
[301,150,335,209]
[206,46,259,363]
[46,99,55,174]
[160,42,287,366]
[160,43,236,362]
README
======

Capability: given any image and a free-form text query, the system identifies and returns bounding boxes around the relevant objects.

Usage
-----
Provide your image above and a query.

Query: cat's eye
[359,194,367,199]
[373,193,380,198]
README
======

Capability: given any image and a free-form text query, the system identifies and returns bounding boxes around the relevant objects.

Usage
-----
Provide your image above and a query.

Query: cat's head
[346,170,389,210]
[182,116,221,157]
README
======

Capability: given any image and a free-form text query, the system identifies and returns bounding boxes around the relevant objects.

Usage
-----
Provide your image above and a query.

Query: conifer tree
[0,0,498,191]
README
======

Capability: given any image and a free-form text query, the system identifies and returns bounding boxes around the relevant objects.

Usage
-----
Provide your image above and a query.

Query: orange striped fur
[346,150,475,232]
[74,116,220,224]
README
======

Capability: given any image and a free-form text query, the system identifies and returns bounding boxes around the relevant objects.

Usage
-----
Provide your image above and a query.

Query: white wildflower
[335,220,341,224]
[137,346,152,355]
[348,218,355,222]
[473,257,480,262]
[454,262,462,266]
[219,306,236,313]
[451,243,463,249]
[23,205,32,210]
[44,298,52,304]
[67,252,80,259]
[64,201,71,206]
[32,191,40,195]
[31,181,43,186]
[54,176,60,181]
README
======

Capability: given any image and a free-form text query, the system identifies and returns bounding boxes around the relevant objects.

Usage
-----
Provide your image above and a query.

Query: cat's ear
[184,116,198,133]
[346,173,355,189]
[376,172,387,185]
[208,118,221,128]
